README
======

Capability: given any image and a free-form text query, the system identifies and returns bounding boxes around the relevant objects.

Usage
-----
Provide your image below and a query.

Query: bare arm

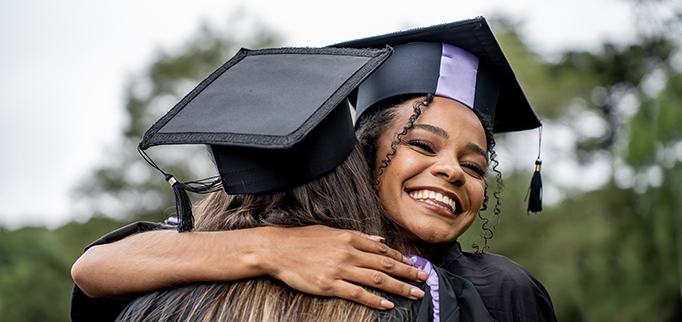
[71,225,427,310]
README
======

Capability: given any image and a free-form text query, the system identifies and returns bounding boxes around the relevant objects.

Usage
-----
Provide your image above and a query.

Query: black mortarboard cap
[138,46,392,231]
[331,16,541,133]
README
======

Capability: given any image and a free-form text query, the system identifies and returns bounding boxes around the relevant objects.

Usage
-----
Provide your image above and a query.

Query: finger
[341,267,426,300]
[367,235,386,242]
[349,237,410,265]
[331,282,396,310]
[349,250,427,283]
[344,239,428,282]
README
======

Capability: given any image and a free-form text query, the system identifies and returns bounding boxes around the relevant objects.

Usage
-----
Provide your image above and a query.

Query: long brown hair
[116,142,405,322]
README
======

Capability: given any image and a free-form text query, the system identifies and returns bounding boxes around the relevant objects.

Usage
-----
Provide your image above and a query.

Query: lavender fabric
[164,216,181,225]
[435,43,479,109]
[406,254,440,322]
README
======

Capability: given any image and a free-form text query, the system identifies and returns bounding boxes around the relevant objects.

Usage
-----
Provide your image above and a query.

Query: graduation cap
[138,46,393,231]
[331,17,543,212]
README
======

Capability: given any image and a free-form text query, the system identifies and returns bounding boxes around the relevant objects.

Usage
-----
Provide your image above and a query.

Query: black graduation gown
[381,266,496,322]
[431,242,558,322]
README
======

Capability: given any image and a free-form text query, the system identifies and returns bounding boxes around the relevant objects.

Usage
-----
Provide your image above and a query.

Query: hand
[259,225,428,310]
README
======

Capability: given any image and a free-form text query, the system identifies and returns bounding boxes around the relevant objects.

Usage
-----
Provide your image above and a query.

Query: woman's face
[375,96,488,245]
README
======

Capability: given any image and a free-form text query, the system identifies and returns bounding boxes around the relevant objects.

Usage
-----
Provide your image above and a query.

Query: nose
[430,156,466,186]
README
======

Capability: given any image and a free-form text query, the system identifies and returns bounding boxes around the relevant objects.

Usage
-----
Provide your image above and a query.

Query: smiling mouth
[408,189,461,214]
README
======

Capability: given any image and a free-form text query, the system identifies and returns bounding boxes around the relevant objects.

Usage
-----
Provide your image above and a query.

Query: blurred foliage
[0,216,127,321]
[3,4,682,321]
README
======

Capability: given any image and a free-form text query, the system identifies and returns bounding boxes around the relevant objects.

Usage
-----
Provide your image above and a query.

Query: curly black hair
[355,94,503,253]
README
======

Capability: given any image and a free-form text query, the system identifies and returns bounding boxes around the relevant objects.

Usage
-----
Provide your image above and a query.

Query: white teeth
[424,199,450,212]
[408,189,457,213]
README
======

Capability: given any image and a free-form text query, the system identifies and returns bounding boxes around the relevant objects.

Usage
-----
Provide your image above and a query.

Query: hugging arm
[71,224,427,310]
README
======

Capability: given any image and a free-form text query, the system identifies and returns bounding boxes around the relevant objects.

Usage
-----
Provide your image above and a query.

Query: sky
[0,0,637,229]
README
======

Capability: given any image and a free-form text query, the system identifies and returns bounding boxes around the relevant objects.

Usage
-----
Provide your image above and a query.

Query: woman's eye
[407,140,435,153]
[462,162,486,177]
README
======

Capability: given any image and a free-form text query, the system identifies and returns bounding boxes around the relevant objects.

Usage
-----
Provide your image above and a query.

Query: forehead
[391,97,486,142]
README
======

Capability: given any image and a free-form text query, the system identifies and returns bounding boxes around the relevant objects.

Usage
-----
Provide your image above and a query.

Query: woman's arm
[71,225,427,310]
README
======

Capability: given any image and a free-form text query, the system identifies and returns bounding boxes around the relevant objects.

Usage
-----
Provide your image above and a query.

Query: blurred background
[1,0,681,321]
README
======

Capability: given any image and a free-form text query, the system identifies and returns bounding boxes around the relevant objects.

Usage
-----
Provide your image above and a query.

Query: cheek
[376,148,419,186]
[469,181,487,210]
[375,151,421,219]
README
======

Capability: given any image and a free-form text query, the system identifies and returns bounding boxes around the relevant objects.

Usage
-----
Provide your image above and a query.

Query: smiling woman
[373,97,488,248]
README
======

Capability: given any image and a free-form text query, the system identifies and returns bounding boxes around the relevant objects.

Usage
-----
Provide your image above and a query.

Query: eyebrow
[413,123,487,158]
[466,142,488,158]
[413,124,449,139]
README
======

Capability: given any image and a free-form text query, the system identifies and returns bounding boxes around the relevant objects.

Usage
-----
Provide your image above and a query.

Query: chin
[414,228,459,245]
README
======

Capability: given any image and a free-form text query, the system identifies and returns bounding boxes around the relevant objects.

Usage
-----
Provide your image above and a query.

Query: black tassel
[165,174,194,232]
[526,159,543,214]
[137,147,221,232]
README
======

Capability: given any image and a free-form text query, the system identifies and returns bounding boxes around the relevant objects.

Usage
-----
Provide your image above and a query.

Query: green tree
[0,216,126,322]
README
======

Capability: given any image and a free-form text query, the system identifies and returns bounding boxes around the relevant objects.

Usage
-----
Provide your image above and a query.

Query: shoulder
[443,251,557,322]
[71,221,174,321]
[466,251,537,285]
[84,221,174,251]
